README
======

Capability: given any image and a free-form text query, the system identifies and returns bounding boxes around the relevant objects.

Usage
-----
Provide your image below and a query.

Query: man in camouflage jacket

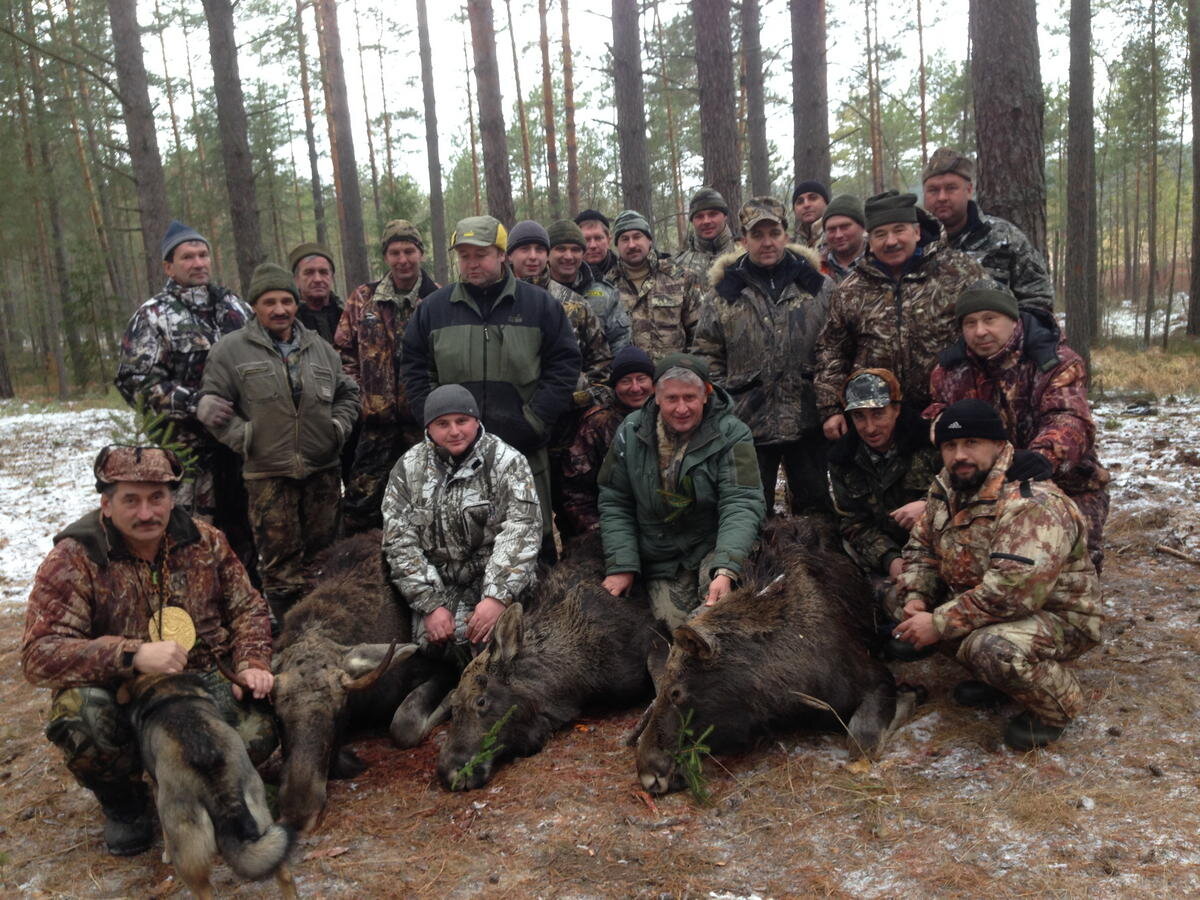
[335,219,439,534]
[923,147,1053,311]
[693,197,834,514]
[114,220,250,524]
[544,219,630,354]
[609,210,704,357]
[22,447,275,856]
[814,190,988,441]
[926,287,1109,570]
[674,187,739,279]
[892,400,1101,751]
[382,386,541,650]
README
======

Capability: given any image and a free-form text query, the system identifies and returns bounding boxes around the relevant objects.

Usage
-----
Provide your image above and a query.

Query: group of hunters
[21,146,1108,858]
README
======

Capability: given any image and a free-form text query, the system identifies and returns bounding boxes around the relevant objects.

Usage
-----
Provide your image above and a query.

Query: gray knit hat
[423,384,480,426]
[548,219,586,249]
[955,284,1019,323]
[688,187,729,219]
[612,209,653,242]
[161,220,208,260]
[822,194,866,228]
[248,262,299,305]
[507,220,551,253]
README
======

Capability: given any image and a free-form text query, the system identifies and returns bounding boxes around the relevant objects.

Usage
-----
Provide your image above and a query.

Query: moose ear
[342,642,417,678]
[674,625,717,660]
[489,602,525,666]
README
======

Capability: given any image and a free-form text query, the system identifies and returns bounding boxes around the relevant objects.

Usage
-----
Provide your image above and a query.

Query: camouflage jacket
[674,225,738,280]
[559,396,633,535]
[381,430,542,614]
[828,406,941,575]
[559,261,630,354]
[693,245,832,443]
[297,294,344,346]
[897,443,1102,643]
[591,249,620,285]
[814,216,988,421]
[530,269,613,388]
[22,509,272,689]
[334,270,437,427]
[821,246,863,284]
[611,255,703,358]
[795,218,824,251]
[114,279,250,446]
[926,310,1108,495]
[947,201,1053,311]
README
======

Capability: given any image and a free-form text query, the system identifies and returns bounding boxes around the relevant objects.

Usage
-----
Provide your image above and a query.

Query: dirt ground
[3,402,1200,897]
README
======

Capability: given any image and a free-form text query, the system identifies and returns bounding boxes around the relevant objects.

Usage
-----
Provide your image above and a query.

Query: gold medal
[148,606,197,651]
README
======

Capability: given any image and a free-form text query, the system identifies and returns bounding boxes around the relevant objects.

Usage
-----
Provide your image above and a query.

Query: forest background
[0,0,1197,401]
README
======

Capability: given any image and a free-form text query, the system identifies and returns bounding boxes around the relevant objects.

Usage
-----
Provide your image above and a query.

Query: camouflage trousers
[956,611,1097,727]
[646,550,720,631]
[1067,487,1110,573]
[246,468,341,603]
[756,435,830,516]
[343,423,420,535]
[44,669,278,799]
[176,443,259,587]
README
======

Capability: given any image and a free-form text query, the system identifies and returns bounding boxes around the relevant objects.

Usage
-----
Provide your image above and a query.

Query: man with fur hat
[922,147,1053,311]
[814,190,988,441]
[598,353,765,629]
[675,187,739,279]
[891,399,1101,751]
[821,194,867,283]
[925,285,1109,569]
[609,209,704,357]
[792,180,830,249]
[288,241,342,345]
[693,197,834,514]
[22,446,276,856]
[334,219,439,534]
[201,262,360,623]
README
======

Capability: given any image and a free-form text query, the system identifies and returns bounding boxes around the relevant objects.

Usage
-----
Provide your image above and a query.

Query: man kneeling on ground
[890,400,1102,751]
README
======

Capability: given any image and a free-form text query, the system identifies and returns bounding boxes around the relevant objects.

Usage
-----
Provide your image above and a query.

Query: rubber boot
[1004,712,1067,751]
[93,781,153,856]
[952,679,1008,708]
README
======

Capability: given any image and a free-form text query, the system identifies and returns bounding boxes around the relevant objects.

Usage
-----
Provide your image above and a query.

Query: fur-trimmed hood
[707,243,825,297]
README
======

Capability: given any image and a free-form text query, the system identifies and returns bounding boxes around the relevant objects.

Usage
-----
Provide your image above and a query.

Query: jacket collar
[244,316,314,351]
[632,386,735,468]
[828,403,931,467]
[937,308,1063,372]
[55,506,201,567]
[449,269,519,315]
[685,224,736,256]
[711,244,825,300]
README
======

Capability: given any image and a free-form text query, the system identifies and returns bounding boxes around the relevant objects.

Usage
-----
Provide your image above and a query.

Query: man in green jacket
[200,263,359,622]
[598,353,765,629]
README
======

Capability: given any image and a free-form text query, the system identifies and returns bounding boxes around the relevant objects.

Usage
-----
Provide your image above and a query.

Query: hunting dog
[127,673,298,899]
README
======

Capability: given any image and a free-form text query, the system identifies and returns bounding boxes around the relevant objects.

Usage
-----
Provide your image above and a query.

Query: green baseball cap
[451,216,508,251]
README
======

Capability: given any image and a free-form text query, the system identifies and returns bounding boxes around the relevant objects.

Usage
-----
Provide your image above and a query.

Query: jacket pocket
[236,362,277,401]
[462,502,492,549]
[309,364,335,403]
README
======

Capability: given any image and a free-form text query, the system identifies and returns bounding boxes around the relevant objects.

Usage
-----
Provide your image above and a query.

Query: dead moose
[632,517,915,795]
[437,535,664,791]
[271,531,451,832]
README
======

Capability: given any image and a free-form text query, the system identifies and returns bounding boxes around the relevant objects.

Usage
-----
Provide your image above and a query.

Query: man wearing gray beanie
[820,194,866,283]
[675,187,738,279]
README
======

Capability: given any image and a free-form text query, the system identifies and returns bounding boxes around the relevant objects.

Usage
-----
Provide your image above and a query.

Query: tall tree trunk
[1065,0,1095,366]
[463,36,483,217]
[653,0,686,246]
[295,0,328,246]
[352,0,382,230]
[916,0,928,166]
[106,0,170,296]
[1142,0,1159,349]
[560,0,580,216]
[314,0,370,289]
[416,0,448,282]
[154,0,190,221]
[612,0,652,218]
[1163,104,1185,349]
[467,0,516,224]
[503,0,536,216]
[1189,0,1200,335]
[374,9,396,195]
[864,0,884,193]
[791,0,831,187]
[969,0,1047,254]
[202,0,265,295]
[742,0,769,195]
[693,0,742,217]
[538,0,562,220]
[181,8,226,277]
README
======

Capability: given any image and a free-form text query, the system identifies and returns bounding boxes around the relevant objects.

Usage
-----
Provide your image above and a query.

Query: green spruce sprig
[672,707,714,806]
[450,704,518,791]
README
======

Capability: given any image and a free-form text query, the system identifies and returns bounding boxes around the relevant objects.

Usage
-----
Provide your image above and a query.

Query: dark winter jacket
[297,294,344,345]
[947,200,1053,311]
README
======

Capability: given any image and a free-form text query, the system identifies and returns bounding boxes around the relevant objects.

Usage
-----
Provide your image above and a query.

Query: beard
[948,466,988,494]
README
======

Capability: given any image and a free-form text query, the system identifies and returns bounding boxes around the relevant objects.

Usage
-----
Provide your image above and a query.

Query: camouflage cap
[381,219,425,253]
[739,196,788,233]
[451,216,508,252]
[922,147,975,184]
[843,368,902,411]
[94,445,183,488]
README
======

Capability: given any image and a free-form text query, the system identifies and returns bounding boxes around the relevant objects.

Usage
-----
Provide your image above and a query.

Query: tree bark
[612,0,652,218]
[653,0,686,246]
[503,0,536,217]
[1163,104,1185,349]
[790,0,831,187]
[352,0,382,231]
[970,0,1047,254]
[741,0,769,195]
[416,0,448,282]
[314,0,370,290]
[539,0,562,220]
[467,0,516,224]
[917,0,928,166]
[180,7,226,277]
[463,37,483,217]
[693,0,742,217]
[864,0,884,193]
[154,0,190,222]
[106,0,170,297]
[295,0,327,246]
[1142,0,1159,349]
[561,0,580,216]
[1064,0,1095,366]
[1189,0,1200,335]
[202,0,265,295]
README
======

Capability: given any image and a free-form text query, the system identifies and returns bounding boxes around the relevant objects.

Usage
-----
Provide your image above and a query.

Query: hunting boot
[93,781,153,856]
[1004,712,1066,751]
[883,636,935,662]
[952,679,1007,708]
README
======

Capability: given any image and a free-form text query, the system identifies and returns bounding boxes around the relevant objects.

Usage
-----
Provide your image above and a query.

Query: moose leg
[389,671,457,749]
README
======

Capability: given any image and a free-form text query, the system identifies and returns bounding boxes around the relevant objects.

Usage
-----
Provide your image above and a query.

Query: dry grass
[1092,344,1200,397]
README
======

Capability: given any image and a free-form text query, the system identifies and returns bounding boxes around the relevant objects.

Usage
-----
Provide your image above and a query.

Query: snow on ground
[0,407,130,605]
[1101,296,1190,340]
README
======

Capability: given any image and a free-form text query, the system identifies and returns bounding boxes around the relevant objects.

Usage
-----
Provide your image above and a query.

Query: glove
[196,394,234,428]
